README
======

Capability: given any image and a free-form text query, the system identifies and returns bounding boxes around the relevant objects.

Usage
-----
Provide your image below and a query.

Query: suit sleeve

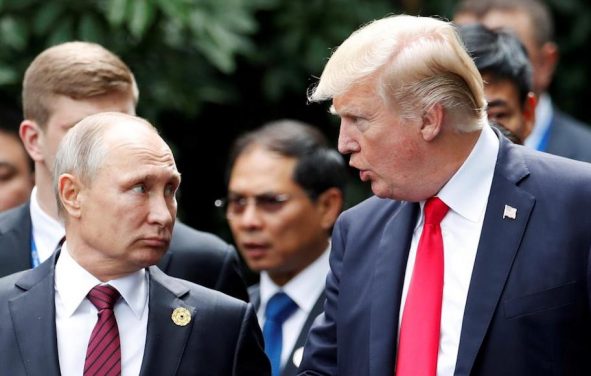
[232,303,271,376]
[297,218,346,376]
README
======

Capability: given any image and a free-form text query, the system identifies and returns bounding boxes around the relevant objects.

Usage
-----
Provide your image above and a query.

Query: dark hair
[458,23,533,105]
[227,119,347,200]
[454,0,554,45]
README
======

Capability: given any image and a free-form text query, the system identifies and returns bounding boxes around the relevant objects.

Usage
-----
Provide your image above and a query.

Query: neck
[268,238,329,286]
[35,164,59,220]
[423,129,481,199]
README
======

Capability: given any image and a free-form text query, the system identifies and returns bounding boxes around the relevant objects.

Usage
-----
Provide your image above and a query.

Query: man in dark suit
[298,14,591,375]
[454,0,591,162]
[0,41,248,301]
[0,112,270,375]
[220,120,346,376]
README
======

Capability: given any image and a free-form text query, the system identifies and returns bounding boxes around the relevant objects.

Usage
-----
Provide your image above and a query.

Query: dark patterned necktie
[84,284,121,376]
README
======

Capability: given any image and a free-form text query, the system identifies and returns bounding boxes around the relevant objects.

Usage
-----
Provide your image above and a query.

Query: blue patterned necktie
[263,292,298,376]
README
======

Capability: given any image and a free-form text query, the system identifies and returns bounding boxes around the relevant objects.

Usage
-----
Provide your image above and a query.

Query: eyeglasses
[215,193,292,218]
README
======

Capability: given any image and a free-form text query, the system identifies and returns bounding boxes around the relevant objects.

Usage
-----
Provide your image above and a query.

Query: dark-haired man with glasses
[218,119,347,376]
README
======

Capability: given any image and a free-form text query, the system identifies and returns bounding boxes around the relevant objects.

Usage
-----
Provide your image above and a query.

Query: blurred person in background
[0,106,33,211]
[454,0,591,161]
[458,23,537,144]
[219,120,347,376]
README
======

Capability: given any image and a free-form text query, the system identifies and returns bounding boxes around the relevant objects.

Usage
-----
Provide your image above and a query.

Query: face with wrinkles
[65,120,180,280]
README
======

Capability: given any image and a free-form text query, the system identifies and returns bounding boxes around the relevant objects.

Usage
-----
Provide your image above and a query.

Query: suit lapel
[8,253,61,376]
[139,267,196,376]
[369,201,419,376]
[0,203,33,276]
[455,140,534,375]
[282,291,326,376]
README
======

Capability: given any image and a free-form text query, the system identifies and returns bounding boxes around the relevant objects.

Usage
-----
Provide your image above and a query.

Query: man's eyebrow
[487,99,509,108]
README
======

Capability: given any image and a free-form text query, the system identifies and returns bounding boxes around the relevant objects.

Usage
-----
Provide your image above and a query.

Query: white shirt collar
[259,245,330,314]
[54,242,149,319]
[420,124,499,224]
[29,186,65,262]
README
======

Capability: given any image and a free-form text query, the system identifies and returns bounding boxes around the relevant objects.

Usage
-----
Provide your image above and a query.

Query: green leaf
[32,2,63,36]
[129,0,156,39]
[0,64,18,85]
[155,0,189,24]
[47,16,73,46]
[107,0,128,27]
[195,37,235,73]
[79,13,104,43]
[0,16,28,50]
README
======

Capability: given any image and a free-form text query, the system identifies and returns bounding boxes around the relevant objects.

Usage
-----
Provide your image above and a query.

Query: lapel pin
[503,205,517,220]
[171,307,191,326]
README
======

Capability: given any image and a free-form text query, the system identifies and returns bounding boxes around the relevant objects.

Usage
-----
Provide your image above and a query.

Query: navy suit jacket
[546,108,591,163]
[0,252,270,375]
[249,284,325,376]
[0,203,249,302]
[298,134,591,375]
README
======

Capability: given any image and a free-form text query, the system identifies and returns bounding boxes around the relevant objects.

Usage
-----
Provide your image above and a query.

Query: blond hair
[23,41,138,128]
[309,15,487,132]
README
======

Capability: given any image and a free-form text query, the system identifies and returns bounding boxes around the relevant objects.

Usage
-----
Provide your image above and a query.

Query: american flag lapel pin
[503,205,517,220]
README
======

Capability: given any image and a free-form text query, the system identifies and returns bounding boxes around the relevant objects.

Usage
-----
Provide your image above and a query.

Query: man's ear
[59,173,83,219]
[537,41,559,92]
[20,120,44,162]
[315,187,344,231]
[420,103,444,142]
[521,92,537,140]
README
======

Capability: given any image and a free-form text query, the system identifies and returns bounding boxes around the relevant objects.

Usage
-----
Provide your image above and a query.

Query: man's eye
[132,184,146,193]
[165,184,177,197]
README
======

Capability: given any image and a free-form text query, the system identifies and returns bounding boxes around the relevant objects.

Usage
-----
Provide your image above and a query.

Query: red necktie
[396,197,449,376]
[84,285,122,376]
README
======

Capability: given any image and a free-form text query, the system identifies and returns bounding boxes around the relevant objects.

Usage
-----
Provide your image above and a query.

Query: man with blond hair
[298,14,591,376]
[0,42,249,302]
[0,112,269,375]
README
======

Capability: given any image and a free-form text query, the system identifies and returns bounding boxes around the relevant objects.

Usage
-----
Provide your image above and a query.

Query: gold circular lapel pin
[171,307,192,326]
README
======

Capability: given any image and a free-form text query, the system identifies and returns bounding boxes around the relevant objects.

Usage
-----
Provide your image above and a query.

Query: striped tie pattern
[84,285,121,376]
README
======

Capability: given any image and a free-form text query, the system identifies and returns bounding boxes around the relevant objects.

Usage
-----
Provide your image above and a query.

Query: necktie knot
[265,292,298,324]
[87,285,120,311]
[424,197,449,226]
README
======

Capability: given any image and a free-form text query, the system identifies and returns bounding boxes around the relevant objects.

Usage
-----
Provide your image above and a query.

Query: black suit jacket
[0,251,270,375]
[299,133,591,375]
[546,108,591,162]
[0,202,249,302]
[249,284,325,376]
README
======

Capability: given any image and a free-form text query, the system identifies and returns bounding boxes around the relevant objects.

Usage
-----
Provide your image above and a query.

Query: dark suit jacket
[546,108,591,163]
[0,252,270,375]
[0,203,249,302]
[298,134,591,375]
[249,284,325,376]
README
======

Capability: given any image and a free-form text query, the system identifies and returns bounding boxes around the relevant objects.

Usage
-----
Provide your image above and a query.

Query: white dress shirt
[55,243,149,376]
[258,247,330,370]
[29,186,65,263]
[399,124,499,376]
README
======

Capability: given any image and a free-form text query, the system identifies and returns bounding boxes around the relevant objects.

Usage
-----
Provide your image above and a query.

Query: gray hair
[308,15,487,132]
[53,112,156,217]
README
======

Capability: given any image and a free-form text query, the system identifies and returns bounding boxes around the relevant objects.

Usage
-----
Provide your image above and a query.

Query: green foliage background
[1,0,590,235]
